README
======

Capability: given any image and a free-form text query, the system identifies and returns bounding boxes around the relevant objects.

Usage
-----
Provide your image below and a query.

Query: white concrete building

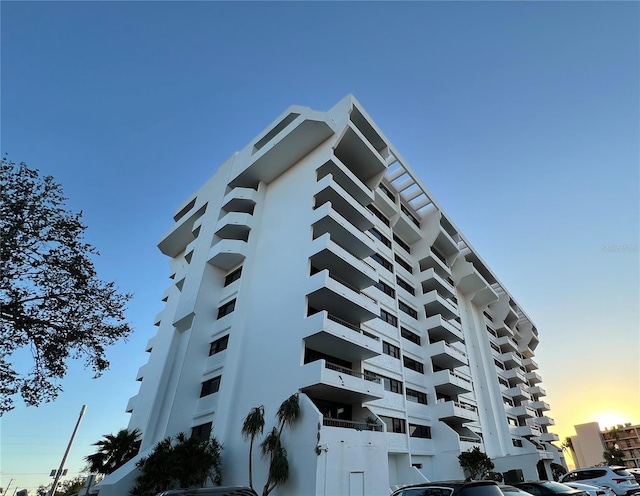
[97,95,563,496]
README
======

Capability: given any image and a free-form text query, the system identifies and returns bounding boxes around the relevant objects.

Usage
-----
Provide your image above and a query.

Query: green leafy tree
[130,432,223,496]
[242,393,301,496]
[0,157,132,414]
[86,428,142,475]
[241,405,265,490]
[603,445,625,466]
[458,446,495,480]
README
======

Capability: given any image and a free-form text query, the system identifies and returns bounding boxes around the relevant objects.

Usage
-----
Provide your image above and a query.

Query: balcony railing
[325,362,381,383]
[327,313,379,341]
[328,272,377,304]
[323,417,383,431]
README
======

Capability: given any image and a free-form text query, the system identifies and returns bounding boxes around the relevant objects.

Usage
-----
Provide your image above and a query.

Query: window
[383,341,401,359]
[512,438,523,447]
[394,254,413,273]
[380,416,406,433]
[403,356,424,374]
[368,205,390,226]
[209,335,229,356]
[217,299,236,319]
[494,359,505,370]
[483,310,493,322]
[380,309,398,326]
[370,228,392,248]
[379,183,395,201]
[224,266,242,286]
[371,253,393,271]
[396,276,415,295]
[374,280,395,298]
[200,376,221,397]
[364,370,402,393]
[507,416,518,426]
[399,301,418,319]
[409,424,432,439]
[401,327,421,345]
[393,234,411,254]
[406,388,428,404]
[431,246,448,266]
[191,421,212,441]
[400,204,419,227]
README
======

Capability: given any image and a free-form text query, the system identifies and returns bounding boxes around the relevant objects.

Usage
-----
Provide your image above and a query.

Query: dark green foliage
[458,446,495,480]
[241,405,265,489]
[0,156,132,414]
[603,445,625,466]
[130,432,223,496]
[85,428,141,475]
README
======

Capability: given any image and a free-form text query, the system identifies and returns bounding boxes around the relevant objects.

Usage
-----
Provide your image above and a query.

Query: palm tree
[85,428,141,475]
[241,405,265,489]
[561,437,576,466]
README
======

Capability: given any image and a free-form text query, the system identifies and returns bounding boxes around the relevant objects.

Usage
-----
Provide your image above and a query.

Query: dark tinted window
[613,469,631,477]
[459,485,503,496]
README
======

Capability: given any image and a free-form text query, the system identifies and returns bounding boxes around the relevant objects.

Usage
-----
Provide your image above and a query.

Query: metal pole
[49,405,87,496]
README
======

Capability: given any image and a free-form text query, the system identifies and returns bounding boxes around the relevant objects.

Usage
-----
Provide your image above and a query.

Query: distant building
[603,424,640,468]
[96,95,563,495]
[570,422,640,468]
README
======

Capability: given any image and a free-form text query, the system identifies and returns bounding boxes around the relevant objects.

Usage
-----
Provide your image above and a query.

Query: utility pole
[49,405,87,496]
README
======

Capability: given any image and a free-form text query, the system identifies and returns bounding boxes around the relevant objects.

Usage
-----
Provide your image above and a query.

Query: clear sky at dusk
[1,1,638,492]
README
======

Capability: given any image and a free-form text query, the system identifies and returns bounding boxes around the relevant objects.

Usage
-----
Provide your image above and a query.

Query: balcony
[529,400,550,411]
[333,121,387,186]
[309,234,377,291]
[215,212,252,240]
[518,341,535,358]
[306,269,379,323]
[533,416,555,427]
[315,174,374,231]
[374,186,397,218]
[500,351,523,369]
[230,109,335,188]
[525,371,543,384]
[311,202,376,259]
[494,335,518,352]
[304,311,381,362]
[494,320,515,338]
[393,208,422,244]
[522,357,539,372]
[158,204,207,257]
[221,187,257,214]
[207,239,248,270]
[504,385,531,401]
[503,368,527,384]
[425,315,464,344]
[423,290,458,320]
[426,341,468,369]
[300,359,384,403]
[421,268,455,299]
[508,405,537,419]
[431,369,473,396]
[316,158,374,208]
[539,432,560,442]
[528,385,547,397]
[432,400,478,425]
[512,425,542,437]
[419,248,452,277]
[453,260,492,296]
[322,417,383,432]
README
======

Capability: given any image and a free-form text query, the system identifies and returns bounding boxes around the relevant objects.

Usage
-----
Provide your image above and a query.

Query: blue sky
[2,1,638,491]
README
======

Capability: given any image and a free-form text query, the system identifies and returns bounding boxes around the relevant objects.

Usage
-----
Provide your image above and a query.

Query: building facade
[97,95,563,495]
[571,422,640,469]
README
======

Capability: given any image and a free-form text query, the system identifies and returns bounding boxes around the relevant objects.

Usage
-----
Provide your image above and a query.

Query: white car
[561,467,640,496]
[563,482,616,496]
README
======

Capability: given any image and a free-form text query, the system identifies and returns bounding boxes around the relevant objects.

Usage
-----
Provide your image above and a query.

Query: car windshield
[540,482,576,493]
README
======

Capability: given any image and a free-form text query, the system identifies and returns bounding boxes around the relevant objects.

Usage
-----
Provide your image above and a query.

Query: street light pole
[49,405,87,496]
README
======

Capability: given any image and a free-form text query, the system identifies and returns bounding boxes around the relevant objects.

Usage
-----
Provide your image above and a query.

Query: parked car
[560,467,640,496]
[155,488,258,496]
[514,481,589,496]
[500,485,534,496]
[564,482,616,496]
[391,480,504,496]
[627,469,640,484]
